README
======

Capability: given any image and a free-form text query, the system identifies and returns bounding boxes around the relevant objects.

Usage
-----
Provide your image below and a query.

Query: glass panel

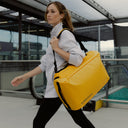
[50,0,107,21]
[102,59,128,103]
[21,23,49,60]
[0,18,18,60]
[82,41,98,51]
[81,24,114,59]
[0,11,50,60]
[0,61,46,98]
[115,46,128,58]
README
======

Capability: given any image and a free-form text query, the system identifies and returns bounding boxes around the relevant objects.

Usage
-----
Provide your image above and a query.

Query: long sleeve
[39,54,47,72]
[59,30,85,66]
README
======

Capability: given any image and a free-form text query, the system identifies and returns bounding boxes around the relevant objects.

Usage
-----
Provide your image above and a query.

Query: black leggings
[33,98,95,128]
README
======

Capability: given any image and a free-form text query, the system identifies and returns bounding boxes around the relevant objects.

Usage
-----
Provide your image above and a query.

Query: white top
[39,22,85,98]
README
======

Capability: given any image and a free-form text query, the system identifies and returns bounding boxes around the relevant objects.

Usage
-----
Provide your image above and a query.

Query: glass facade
[0,22,115,60]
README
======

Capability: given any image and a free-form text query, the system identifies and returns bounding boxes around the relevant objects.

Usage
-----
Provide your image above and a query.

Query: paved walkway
[0,96,128,128]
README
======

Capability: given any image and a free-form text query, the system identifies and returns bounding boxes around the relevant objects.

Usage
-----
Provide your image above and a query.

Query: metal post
[18,12,22,60]
[28,25,30,60]
[105,80,110,107]
[98,25,101,52]
[105,62,111,107]
[0,71,1,95]
[37,30,40,60]
[112,23,117,58]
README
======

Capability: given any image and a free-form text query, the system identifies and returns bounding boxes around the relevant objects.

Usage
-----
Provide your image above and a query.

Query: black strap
[73,33,88,53]
[57,29,88,53]
[56,82,71,109]
[53,50,57,73]
[53,29,68,73]
[53,28,88,73]
[77,39,88,53]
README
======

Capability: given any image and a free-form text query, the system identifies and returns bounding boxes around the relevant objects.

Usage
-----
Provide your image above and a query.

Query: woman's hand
[11,75,26,87]
[50,36,59,51]
[50,36,70,61]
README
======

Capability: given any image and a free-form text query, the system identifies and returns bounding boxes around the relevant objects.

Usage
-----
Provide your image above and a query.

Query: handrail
[0,90,31,94]
[102,58,128,61]
[101,98,128,103]
[0,60,40,62]
[0,58,128,63]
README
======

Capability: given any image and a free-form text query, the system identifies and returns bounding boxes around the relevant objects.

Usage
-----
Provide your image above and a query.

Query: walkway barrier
[0,59,128,109]
[100,59,128,108]
[0,60,45,98]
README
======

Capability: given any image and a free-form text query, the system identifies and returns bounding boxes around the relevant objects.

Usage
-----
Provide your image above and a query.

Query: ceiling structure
[0,0,128,41]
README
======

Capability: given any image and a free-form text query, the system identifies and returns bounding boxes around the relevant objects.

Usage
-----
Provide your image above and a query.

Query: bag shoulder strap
[53,28,69,73]
[57,28,88,53]
[53,28,88,73]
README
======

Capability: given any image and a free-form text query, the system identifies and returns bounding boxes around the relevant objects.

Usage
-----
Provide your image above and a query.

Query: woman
[11,1,95,128]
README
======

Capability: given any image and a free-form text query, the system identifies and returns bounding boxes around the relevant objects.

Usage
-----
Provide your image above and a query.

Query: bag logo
[81,93,93,105]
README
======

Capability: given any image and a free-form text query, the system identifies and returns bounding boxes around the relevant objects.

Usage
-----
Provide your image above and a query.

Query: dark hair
[45,1,74,31]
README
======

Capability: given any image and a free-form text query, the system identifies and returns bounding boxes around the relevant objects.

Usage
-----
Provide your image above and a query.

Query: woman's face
[46,4,64,26]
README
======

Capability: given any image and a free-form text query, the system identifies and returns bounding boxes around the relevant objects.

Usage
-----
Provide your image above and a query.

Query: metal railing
[0,60,41,97]
[101,59,128,106]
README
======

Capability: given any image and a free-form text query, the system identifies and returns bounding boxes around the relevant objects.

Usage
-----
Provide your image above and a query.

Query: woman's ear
[60,13,64,20]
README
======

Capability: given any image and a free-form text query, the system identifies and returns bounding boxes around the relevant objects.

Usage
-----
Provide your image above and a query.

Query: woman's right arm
[11,66,42,87]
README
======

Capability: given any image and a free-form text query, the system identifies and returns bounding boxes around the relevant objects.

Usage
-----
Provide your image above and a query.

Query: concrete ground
[0,96,128,128]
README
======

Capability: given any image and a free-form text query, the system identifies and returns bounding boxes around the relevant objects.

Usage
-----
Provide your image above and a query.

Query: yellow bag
[54,51,110,110]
